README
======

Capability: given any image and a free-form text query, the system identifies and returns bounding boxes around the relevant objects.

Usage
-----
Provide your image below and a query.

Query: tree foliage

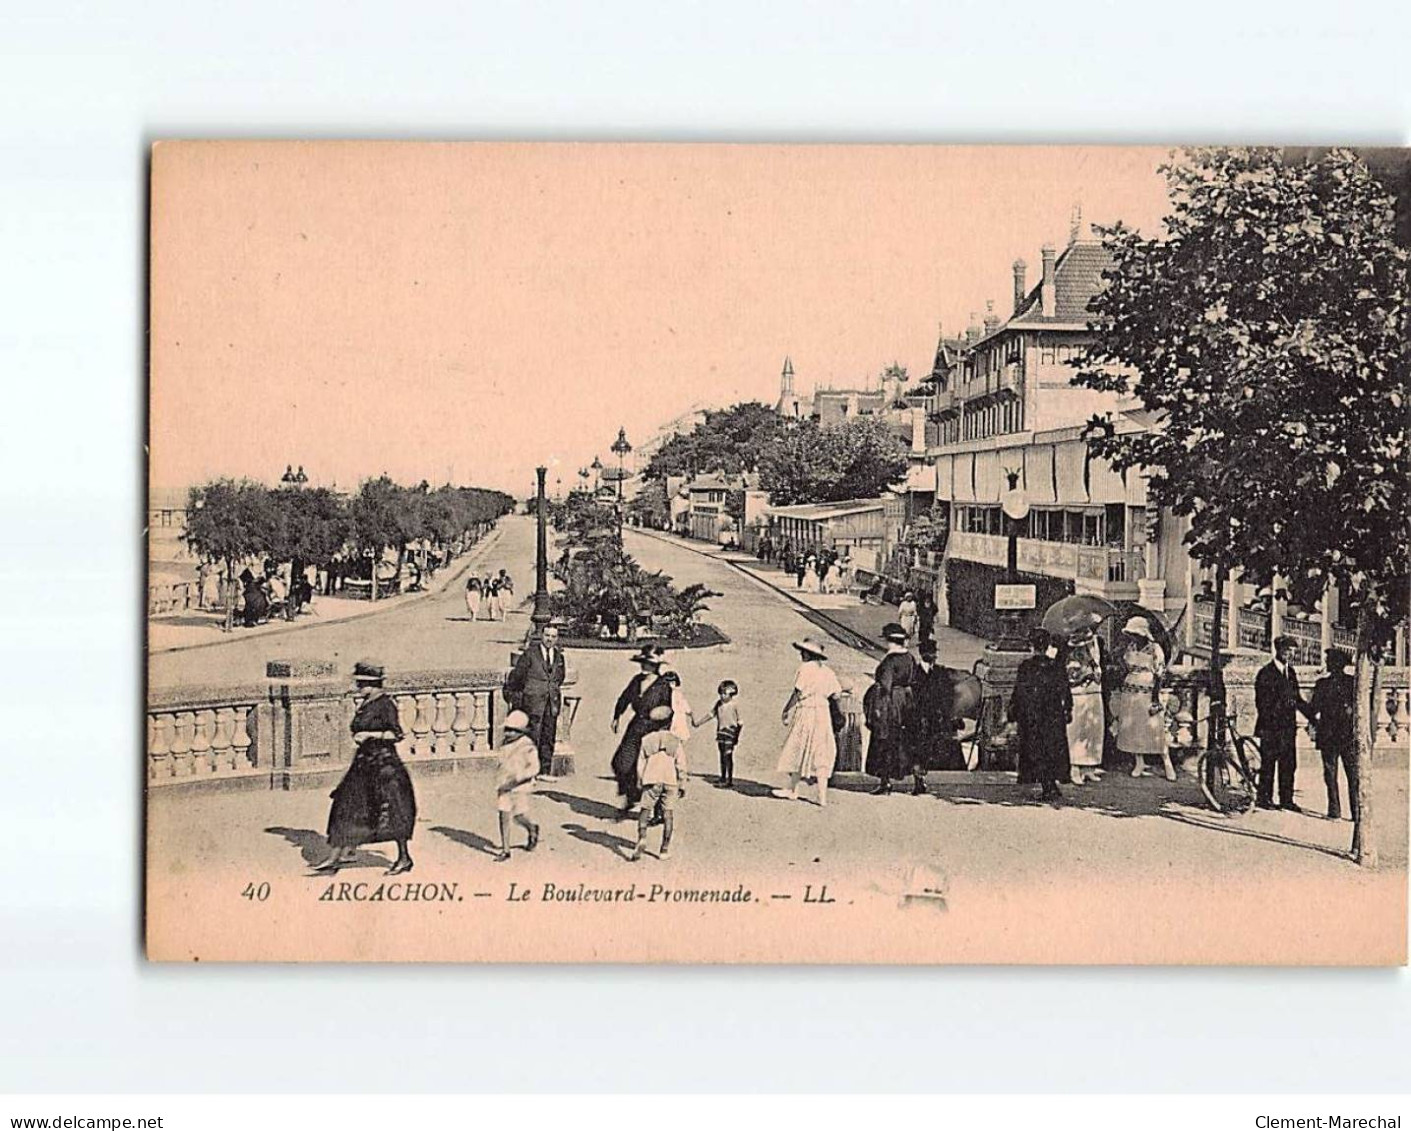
[642,402,789,480]
[759,415,909,505]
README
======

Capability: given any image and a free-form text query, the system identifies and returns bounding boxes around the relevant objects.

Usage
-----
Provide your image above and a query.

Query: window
[1040,344,1057,365]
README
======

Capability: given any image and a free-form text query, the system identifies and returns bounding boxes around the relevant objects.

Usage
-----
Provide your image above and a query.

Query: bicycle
[1194,709,1261,815]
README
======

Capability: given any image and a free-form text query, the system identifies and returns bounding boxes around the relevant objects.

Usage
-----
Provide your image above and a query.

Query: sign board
[994,583,1037,611]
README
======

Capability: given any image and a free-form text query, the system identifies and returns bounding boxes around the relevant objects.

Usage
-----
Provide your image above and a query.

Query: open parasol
[1039,594,1119,640]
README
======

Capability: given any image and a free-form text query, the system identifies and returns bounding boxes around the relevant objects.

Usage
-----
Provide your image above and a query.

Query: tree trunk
[369,549,378,602]
[1204,566,1228,787]
[223,556,235,633]
[1351,604,1379,867]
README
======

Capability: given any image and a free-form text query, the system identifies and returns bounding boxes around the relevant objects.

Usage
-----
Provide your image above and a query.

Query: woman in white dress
[1064,630,1106,785]
[775,637,844,807]
[1113,616,1173,780]
[485,579,504,621]
[897,592,919,642]
[802,554,821,594]
[464,576,482,620]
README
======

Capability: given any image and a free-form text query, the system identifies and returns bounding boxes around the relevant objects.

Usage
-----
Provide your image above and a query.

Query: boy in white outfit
[632,704,688,861]
[493,710,541,862]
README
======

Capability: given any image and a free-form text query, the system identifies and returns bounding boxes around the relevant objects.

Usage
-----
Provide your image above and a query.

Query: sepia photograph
[145,141,1409,964]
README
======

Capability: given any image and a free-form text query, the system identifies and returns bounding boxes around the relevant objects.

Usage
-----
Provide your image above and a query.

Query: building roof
[685,473,735,492]
[765,498,887,521]
[1007,239,1113,327]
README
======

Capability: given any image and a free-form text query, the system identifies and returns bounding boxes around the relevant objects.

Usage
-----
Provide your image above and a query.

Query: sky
[150,143,1173,497]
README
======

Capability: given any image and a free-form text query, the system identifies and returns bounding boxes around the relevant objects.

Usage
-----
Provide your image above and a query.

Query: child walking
[695,679,742,787]
[631,705,688,861]
[493,710,541,862]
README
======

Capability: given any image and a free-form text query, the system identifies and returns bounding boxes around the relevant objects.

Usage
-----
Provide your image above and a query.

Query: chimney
[965,311,981,345]
[1040,243,1057,318]
[983,299,1000,335]
[1012,259,1028,314]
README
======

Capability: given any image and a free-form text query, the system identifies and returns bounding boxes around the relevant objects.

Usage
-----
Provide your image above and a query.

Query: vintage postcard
[146,142,1409,963]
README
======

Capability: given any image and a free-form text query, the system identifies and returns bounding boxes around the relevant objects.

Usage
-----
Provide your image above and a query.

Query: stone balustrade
[148,661,582,792]
[148,580,198,617]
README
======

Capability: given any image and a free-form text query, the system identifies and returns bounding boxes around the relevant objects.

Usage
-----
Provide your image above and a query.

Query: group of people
[235,561,316,626]
[463,569,515,621]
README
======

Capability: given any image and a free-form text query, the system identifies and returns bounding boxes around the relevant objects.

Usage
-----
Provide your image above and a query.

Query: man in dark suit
[1308,647,1359,821]
[1254,635,1312,811]
[504,622,566,778]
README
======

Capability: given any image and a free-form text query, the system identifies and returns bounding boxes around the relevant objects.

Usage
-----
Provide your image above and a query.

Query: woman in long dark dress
[866,622,918,794]
[312,662,417,875]
[1009,629,1073,802]
[610,649,672,813]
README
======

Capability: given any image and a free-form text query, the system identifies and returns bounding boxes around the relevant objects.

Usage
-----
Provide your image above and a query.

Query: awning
[952,452,976,503]
[1054,440,1089,504]
[1023,444,1057,505]
[1125,466,1149,506]
[934,454,954,501]
[1086,450,1127,505]
[974,449,1003,503]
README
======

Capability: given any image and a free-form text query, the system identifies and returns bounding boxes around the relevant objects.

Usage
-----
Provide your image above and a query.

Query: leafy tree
[349,476,404,600]
[643,402,789,480]
[268,486,350,576]
[759,415,909,505]
[1074,146,1409,865]
[183,480,278,631]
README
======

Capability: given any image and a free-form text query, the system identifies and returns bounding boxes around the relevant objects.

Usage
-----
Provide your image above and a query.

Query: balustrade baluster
[394,695,416,757]
[149,713,172,781]
[191,708,215,773]
[470,691,491,749]
[231,706,252,770]
[211,707,236,772]
[451,692,474,757]
[432,693,455,758]
[411,694,434,758]
[170,711,194,776]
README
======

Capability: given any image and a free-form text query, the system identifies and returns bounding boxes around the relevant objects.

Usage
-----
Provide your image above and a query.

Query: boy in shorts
[695,679,742,787]
[493,710,541,862]
[631,705,688,861]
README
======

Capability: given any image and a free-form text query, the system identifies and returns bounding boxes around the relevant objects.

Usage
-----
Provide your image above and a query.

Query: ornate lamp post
[280,464,308,489]
[975,468,1034,771]
[590,455,603,494]
[611,427,633,501]
[996,469,1032,651]
[531,466,551,634]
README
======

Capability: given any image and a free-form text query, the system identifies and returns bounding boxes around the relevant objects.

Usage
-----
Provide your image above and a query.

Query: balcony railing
[947,532,1141,593]
[1191,595,1358,668]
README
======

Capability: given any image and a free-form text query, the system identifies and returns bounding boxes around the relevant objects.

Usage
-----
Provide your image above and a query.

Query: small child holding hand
[694,679,742,787]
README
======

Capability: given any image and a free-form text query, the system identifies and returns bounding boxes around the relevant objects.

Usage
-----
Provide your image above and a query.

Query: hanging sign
[994,583,1037,610]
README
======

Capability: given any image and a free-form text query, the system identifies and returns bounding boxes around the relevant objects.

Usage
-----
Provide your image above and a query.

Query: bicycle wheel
[1227,735,1261,815]
[1196,749,1255,815]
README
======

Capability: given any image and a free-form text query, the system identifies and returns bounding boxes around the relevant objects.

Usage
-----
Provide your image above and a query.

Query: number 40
[241,882,271,901]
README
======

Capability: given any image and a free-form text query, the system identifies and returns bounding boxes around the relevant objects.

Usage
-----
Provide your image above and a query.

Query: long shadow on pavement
[430,825,501,857]
[562,822,635,861]
[1158,810,1352,863]
[265,826,392,870]
[539,788,625,822]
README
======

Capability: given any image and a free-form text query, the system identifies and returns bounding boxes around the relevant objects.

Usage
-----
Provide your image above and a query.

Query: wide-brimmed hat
[793,636,829,659]
[1121,616,1152,639]
[503,709,531,734]
[881,622,909,644]
[352,660,385,683]
[631,644,666,665]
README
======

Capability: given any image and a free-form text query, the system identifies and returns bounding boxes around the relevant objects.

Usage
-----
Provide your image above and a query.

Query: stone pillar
[265,659,344,791]
[1270,573,1286,640]
[1227,575,1242,654]
[1184,555,1198,653]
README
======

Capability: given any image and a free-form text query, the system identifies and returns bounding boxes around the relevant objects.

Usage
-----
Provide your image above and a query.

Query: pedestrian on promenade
[611,647,672,812]
[774,637,843,806]
[897,591,919,642]
[1065,628,1106,786]
[909,639,958,794]
[485,578,504,620]
[917,591,936,645]
[312,662,416,875]
[1114,616,1173,781]
[1009,629,1073,803]
[866,623,918,795]
[796,555,810,590]
[696,679,742,787]
[497,569,514,599]
[1308,647,1358,821]
[465,575,482,619]
[492,710,541,862]
[631,706,688,861]
[503,621,565,778]
[1254,634,1312,811]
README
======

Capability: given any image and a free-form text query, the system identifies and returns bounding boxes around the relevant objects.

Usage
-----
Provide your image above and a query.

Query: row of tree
[1076,146,1408,866]
[182,477,515,629]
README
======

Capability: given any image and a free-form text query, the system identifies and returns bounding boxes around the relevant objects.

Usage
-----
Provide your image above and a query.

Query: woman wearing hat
[775,637,844,805]
[1113,615,1173,781]
[312,662,417,875]
[897,592,919,643]
[865,622,918,794]
[610,646,673,812]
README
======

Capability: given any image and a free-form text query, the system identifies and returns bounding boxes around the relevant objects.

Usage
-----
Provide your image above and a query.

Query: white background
[1,0,1408,1095]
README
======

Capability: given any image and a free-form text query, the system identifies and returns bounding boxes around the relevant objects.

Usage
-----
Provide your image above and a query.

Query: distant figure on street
[502,622,566,778]
[774,637,843,807]
[1009,629,1073,802]
[312,662,416,875]
[910,639,959,792]
[917,591,936,644]
[1064,629,1106,786]
[485,578,505,620]
[865,622,918,795]
[897,591,919,642]
[1254,634,1312,812]
[1308,647,1358,821]
[464,575,482,620]
[492,710,541,862]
